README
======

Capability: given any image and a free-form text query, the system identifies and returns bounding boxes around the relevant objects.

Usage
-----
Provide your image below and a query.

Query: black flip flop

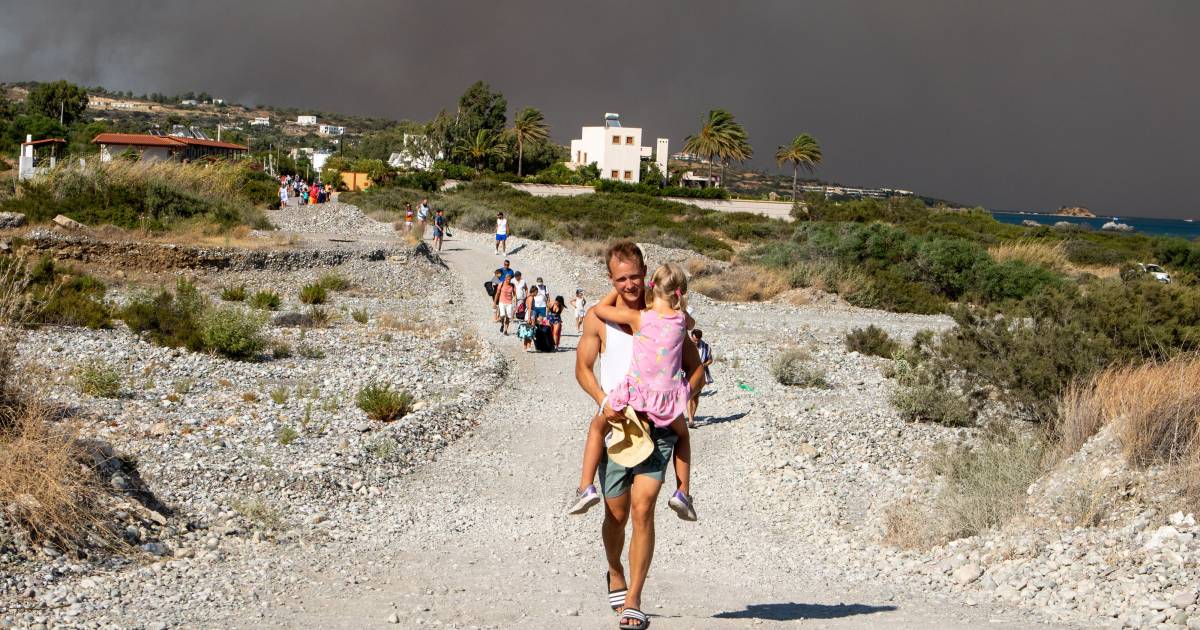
[606,571,627,612]
[618,607,649,629]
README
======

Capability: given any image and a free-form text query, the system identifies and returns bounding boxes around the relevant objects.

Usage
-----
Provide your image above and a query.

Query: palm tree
[683,109,734,185]
[774,133,823,201]
[683,109,750,188]
[719,122,752,189]
[453,129,508,173]
[510,107,549,177]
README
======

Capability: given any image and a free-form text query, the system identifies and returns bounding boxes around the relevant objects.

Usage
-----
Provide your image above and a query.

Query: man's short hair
[605,240,646,275]
[514,271,522,277]
[503,259,510,265]
[692,329,703,340]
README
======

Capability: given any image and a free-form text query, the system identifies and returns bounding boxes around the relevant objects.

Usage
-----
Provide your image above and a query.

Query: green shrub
[770,350,830,388]
[120,278,208,351]
[17,257,111,329]
[220,284,247,302]
[889,359,972,426]
[845,325,900,358]
[249,290,282,310]
[1,161,273,231]
[929,280,1200,424]
[270,340,292,359]
[351,308,368,324]
[317,273,350,291]
[270,387,289,405]
[277,426,299,445]
[73,359,122,398]
[198,307,267,361]
[355,382,413,422]
[297,343,326,359]
[299,283,328,305]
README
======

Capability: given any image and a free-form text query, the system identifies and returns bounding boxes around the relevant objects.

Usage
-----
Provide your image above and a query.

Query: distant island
[1055,206,1097,218]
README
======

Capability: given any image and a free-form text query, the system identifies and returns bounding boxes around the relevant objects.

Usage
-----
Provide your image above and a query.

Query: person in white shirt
[573,288,588,332]
[416,198,431,238]
[495,212,509,255]
[511,271,528,321]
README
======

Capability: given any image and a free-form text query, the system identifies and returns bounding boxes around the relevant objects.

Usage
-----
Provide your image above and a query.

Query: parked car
[1121,262,1171,284]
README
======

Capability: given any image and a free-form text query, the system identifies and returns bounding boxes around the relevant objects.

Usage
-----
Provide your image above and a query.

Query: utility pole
[59,101,64,125]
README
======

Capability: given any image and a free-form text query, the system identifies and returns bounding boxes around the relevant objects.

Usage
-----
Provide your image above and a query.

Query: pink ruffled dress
[608,310,691,428]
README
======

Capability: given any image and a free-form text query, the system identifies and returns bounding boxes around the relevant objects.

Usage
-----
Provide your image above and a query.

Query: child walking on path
[567,262,697,521]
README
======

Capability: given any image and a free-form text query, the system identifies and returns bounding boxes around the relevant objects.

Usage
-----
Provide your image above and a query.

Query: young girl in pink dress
[567,262,696,521]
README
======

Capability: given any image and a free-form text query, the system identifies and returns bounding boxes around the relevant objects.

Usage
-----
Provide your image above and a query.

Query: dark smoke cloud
[2,0,1198,218]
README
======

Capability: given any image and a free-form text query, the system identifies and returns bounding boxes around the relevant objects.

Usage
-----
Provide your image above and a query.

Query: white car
[1128,263,1172,284]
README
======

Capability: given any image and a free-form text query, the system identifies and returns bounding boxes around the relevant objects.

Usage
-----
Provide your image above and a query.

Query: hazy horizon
[2,0,1198,219]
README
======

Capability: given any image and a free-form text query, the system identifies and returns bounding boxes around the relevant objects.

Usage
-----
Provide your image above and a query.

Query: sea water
[991,212,1200,240]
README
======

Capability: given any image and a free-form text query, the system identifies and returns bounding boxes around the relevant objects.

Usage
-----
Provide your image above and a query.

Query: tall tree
[26,80,89,126]
[774,133,823,201]
[452,129,508,172]
[682,109,749,187]
[510,107,549,177]
[455,81,507,155]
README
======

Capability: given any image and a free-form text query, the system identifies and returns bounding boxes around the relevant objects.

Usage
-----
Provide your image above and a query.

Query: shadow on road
[714,602,898,621]
[698,411,748,426]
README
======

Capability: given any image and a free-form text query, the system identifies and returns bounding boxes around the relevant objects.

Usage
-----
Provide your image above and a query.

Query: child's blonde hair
[649,262,688,312]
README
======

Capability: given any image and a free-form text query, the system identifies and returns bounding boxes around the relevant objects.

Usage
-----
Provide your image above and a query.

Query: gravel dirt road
[259,232,1073,630]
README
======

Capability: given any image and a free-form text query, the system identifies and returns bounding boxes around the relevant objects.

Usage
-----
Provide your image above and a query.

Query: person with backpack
[485,269,502,322]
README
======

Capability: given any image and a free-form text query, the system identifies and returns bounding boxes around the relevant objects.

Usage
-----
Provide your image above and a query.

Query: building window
[612,135,620,145]
[611,170,619,179]
[623,170,632,180]
[626,136,634,145]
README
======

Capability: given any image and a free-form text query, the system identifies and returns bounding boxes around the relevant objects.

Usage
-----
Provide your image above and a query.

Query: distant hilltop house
[318,124,345,136]
[296,115,318,126]
[568,113,668,184]
[797,183,913,199]
[388,134,442,171]
[250,117,270,126]
[92,131,248,163]
[180,99,198,106]
[88,96,159,113]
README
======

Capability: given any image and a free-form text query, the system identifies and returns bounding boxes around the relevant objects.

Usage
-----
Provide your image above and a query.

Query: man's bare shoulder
[581,308,606,339]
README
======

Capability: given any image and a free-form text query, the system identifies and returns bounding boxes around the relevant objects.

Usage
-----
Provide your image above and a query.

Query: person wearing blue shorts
[495,212,509,255]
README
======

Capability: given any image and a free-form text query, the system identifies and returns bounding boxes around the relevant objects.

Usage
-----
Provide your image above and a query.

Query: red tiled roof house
[92,133,248,163]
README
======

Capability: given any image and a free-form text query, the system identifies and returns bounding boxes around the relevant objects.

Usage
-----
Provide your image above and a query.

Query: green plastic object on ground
[737,382,756,393]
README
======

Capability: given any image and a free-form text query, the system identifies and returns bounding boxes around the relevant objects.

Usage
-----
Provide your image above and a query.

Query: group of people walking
[277,175,332,207]
[485,258,584,353]
[402,198,450,252]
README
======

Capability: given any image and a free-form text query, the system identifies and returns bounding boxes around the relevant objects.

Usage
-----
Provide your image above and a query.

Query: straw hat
[605,406,654,468]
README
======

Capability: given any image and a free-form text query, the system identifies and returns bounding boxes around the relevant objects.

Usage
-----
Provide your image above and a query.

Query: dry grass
[0,257,114,553]
[787,260,871,297]
[1056,356,1200,477]
[560,240,610,261]
[93,223,298,250]
[692,265,790,302]
[378,312,438,336]
[988,240,1069,271]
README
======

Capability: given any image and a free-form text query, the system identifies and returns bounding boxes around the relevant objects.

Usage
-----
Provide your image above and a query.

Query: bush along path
[255,227,1071,629]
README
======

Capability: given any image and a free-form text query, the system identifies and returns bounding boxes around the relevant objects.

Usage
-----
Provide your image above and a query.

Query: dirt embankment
[6,228,434,273]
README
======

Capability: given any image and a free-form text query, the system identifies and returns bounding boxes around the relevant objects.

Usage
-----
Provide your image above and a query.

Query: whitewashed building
[388,134,442,171]
[251,117,270,126]
[568,113,667,184]
[318,124,345,136]
[296,115,317,126]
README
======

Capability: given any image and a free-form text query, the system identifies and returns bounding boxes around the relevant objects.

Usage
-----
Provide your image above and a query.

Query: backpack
[484,281,496,297]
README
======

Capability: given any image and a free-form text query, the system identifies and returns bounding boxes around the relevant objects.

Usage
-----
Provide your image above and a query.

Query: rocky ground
[0,201,1195,629]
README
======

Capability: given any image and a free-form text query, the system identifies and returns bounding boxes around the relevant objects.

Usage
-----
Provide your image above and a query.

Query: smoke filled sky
[2,0,1198,218]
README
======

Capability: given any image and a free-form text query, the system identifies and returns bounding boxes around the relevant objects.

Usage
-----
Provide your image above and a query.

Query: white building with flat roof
[251,117,270,126]
[568,113,666,184]
[296,115,317,126]
[318,124,345,136]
